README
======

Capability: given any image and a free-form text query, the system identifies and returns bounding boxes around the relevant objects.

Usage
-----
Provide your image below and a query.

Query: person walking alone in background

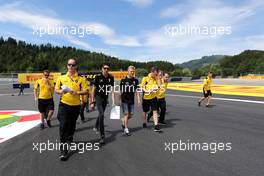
[198,72,213,107]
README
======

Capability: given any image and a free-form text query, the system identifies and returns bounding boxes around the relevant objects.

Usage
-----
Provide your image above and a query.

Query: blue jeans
[122,103,134,115]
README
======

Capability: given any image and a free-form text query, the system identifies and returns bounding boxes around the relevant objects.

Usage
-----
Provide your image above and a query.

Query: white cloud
[130,0,264,63]
[241,35,264,50]
[0,0,263,63]
[0,3,141,48]
[64,35,91,49]
[104,36,141,47]
[123,0,154,7]
[142,1,261,51]
[79,22,141,47]
[135,32,264,64]
[0,5,63,28]
[0,3,88,49]
[160,5,185,18]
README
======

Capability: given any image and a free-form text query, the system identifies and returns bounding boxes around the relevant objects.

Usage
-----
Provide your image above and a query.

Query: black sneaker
[154,125,162,133]
[125,132,131,136]
[47,120,52,127]
[206,104,210,108]
[81,118,85,123]
[40,123,44,129]
[59,150,68,161]
[198,101,201,106]
[143,123,147,128]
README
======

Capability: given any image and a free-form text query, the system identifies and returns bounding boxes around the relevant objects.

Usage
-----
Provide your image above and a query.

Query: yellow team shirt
[34,78,54,99]
[80,78,90,103]
[157,80,168,99]
[141,75,158,100]
[203,77,212,90]
[55,72,88,106]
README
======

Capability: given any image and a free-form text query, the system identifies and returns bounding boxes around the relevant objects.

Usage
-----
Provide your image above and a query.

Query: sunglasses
[44,74,49,77]
[68,64,76,67]
[103,67,109,70]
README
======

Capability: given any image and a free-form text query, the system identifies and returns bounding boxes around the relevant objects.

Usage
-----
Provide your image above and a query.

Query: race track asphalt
[0,89,264,176]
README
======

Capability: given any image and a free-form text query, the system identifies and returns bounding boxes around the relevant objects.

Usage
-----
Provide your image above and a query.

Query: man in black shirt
[120,66,141,136]
[91,63,114,144]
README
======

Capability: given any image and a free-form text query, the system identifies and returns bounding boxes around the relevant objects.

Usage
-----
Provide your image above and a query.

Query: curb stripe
[17,114,41,122]
[0,111,20,115]
[0,110,40,144]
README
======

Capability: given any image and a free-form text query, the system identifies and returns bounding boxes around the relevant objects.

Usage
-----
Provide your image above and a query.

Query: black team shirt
[120,76,139,104]
[94,73,114,99]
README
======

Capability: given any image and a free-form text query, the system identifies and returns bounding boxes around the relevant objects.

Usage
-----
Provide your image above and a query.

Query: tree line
[0,37,263,77]
[0,37,178,77]
[191,50,264,77]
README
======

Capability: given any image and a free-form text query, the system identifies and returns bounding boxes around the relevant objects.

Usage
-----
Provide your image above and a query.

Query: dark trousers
[57,103,80,146]
[158,98,166,123]
[79,102,87,120]
[18,88,24,95]
[95,96,108,138]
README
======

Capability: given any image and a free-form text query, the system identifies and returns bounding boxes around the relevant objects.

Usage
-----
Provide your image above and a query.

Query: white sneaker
[124,128,131,136]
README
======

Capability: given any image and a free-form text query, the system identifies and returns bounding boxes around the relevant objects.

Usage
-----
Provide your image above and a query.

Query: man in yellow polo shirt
[55,58,88,161]
[198,72,213,107]
[141,67,162,132]
[34,70,54,129]
[156,72,169,125]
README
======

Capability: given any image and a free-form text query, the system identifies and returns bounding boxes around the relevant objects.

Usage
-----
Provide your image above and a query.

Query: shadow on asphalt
[64,116,182,160]
[161,118,182,129]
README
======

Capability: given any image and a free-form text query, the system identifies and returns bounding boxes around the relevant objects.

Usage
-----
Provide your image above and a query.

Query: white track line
[0,93,33,96]
[0,92,263,104]
[166,94,264,104]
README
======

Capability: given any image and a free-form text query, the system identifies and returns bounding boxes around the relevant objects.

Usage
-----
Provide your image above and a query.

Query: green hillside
[179,55,225,71]
[0,37,178,75]
[186,50,264,77]
[220,50,264,77]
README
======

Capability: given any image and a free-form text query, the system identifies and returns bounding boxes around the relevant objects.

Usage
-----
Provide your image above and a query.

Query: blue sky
[0,0,264,63]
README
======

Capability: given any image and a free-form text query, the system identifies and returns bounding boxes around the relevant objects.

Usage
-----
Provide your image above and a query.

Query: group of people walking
[33,58,213,161]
